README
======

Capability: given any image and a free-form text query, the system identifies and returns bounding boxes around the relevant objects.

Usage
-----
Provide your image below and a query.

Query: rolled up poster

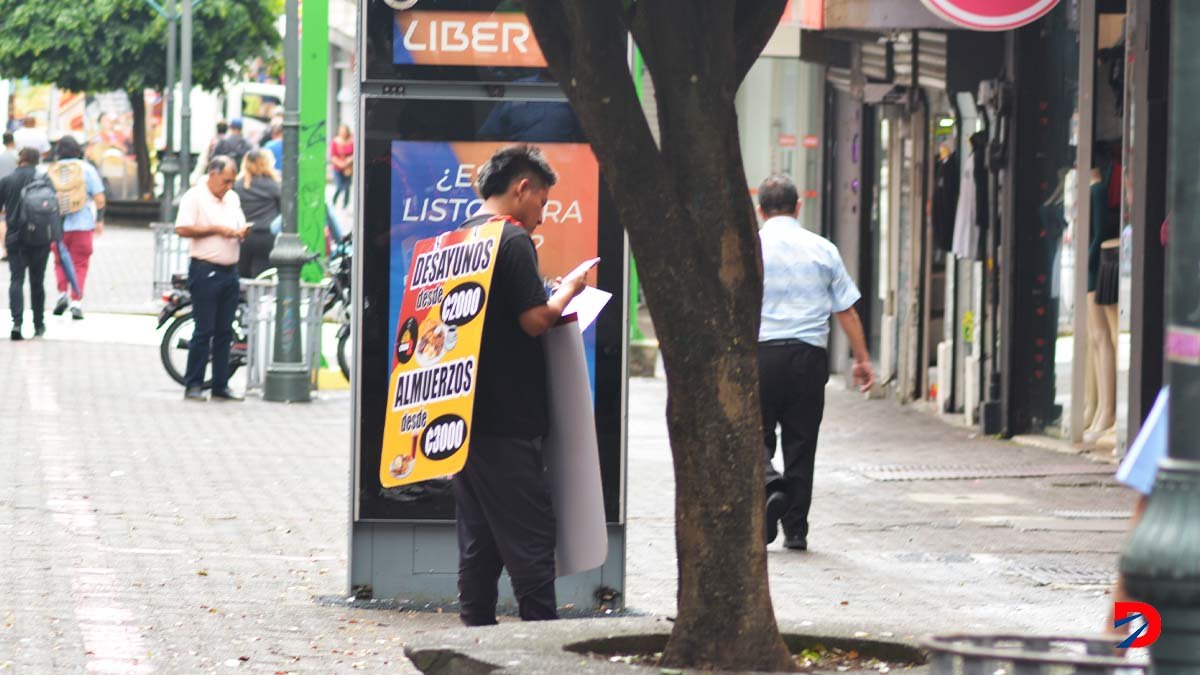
[542,315,608,577]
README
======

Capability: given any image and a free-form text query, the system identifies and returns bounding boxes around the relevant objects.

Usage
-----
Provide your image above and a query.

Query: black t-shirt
[234,175,281,232]
[458,214,549,439]
[0,165,36,248]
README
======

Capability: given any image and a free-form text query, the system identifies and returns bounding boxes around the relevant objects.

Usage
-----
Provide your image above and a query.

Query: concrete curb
[403,616,931,674]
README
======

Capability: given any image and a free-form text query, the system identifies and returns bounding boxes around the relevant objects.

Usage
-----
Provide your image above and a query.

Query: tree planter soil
[567,633,927,674]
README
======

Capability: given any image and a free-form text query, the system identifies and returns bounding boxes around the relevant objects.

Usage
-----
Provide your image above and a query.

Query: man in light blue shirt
[757,174,874,551]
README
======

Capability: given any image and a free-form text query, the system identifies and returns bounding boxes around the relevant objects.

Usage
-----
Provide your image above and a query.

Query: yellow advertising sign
[379,220,504,487]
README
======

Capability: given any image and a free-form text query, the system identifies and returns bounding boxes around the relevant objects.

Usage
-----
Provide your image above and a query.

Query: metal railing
[922,634,1147,674]
[241,278,327,393]
[151,222,191,301]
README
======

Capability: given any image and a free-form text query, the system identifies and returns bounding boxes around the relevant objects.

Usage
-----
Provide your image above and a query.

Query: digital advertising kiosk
[349,0,629,610]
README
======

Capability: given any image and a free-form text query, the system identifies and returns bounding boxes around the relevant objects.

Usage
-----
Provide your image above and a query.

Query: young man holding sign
[454,144,596,626]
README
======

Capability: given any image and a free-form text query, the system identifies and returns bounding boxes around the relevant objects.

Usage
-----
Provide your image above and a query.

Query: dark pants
[238,229,275,279]
[184,259,240,390]
[332,170,351,208]
[8,244,51,328]
[454,434,557,626]
[760,341,829,540]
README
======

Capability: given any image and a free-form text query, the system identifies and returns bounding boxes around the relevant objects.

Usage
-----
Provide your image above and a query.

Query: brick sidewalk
[1,332,1135,673]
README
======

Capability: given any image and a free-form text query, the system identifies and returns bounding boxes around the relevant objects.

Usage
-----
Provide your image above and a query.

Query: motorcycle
[157,274,249,389]
[325,234,353,381]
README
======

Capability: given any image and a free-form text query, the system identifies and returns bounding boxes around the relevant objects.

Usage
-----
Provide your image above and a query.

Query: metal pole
[264,0,311,402]
[160,0,178,223]
[179,0,192,187]
[1120,2,1200,671]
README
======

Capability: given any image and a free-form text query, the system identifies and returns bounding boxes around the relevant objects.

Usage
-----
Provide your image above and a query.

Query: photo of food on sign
[380,223,503,488]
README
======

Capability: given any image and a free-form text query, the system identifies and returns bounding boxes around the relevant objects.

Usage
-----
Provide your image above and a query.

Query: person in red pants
[48,136,105,320]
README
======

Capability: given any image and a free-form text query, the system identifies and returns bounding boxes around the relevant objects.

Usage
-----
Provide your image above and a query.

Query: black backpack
[213,134,251,168]
[16,175,63,247]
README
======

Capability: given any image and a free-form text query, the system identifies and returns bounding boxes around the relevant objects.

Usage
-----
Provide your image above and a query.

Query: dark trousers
[760,341,829,540]
[454,434,557,626]
[238,229,275,279]
[184,259,240,390]
[8,244,51,327]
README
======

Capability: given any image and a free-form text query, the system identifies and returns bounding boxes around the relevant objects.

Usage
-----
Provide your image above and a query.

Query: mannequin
[1084,150,1121,443]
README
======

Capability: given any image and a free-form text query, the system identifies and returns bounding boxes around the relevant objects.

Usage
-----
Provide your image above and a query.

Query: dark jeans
[454,434,557,626]
[184,259,240,390]
[8,244,51,327]
[332,170,351,209]
[238,229,275,279]
[760,341,829,540]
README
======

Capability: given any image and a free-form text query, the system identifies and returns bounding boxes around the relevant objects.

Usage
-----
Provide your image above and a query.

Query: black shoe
[53,295,68,316]
[783,535,808,551]
[184,387,206,401]
[211,389,244,402]
[33,325,45,338]
[70,306,84,321]
[10,327,23,341]
[765,491,787,545]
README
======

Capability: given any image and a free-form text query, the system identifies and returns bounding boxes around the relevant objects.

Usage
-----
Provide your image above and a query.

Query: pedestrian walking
[0,132,17,261]
[329,124,354,209]
[263,124,284,171]
[202,120,229,175]
[0,132,17,179]
[174,156,248,402]
[212,119,254,172]
[756,174,874,551]
[13,116,51,158]
[48,136,105,321]
[233,149,280,279]
[453,144,591,627]
[0,148,48,340]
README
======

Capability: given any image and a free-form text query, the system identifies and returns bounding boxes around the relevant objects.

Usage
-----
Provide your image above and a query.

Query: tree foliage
[0,0,281,199]
[0,0,280,93]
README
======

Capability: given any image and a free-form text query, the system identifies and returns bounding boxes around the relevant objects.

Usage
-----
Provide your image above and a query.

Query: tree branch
[734,0,789,85]
[524,1,669,227]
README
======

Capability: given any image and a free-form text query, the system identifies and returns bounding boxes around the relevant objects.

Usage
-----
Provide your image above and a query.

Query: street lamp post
[263,0,311,403]
[1118,1,1200,671]
[159,0,178,223]
[179,0,192,187]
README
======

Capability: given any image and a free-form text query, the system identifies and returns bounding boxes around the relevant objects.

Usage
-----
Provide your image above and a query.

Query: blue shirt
[759,215,861,348]
[56,159,105,233]
[265,139,284,170]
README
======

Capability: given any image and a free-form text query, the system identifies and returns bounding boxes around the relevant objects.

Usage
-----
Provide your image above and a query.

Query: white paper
[561,286,612,332]
[542,320,608,577]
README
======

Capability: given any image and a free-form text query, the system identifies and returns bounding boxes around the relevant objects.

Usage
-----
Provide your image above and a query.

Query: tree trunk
[525,2,795,671]
[129,89,153,200]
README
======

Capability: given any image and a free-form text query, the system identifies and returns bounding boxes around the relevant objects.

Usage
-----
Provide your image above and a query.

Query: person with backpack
[48,136,105,320]
[0,148,50,339]
[211,119,254,172]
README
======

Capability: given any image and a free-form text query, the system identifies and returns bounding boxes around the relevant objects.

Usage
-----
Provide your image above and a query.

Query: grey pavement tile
[1,337,1137,673]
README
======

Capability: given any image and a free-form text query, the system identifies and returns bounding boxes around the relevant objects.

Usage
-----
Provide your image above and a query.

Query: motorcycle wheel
[161,312,196,387]
[337,326,352,382]
[161,312,243,390]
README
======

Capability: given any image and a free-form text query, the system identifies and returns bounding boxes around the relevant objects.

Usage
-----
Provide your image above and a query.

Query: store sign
[802,134,820,149]
[394,10,546,67]
[778,133,797,148]
[919,0,1059,31]
[380,221,503,487]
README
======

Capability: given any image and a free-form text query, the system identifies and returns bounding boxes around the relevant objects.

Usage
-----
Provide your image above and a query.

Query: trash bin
[921,634,1147,674]
[241,278,328,393]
